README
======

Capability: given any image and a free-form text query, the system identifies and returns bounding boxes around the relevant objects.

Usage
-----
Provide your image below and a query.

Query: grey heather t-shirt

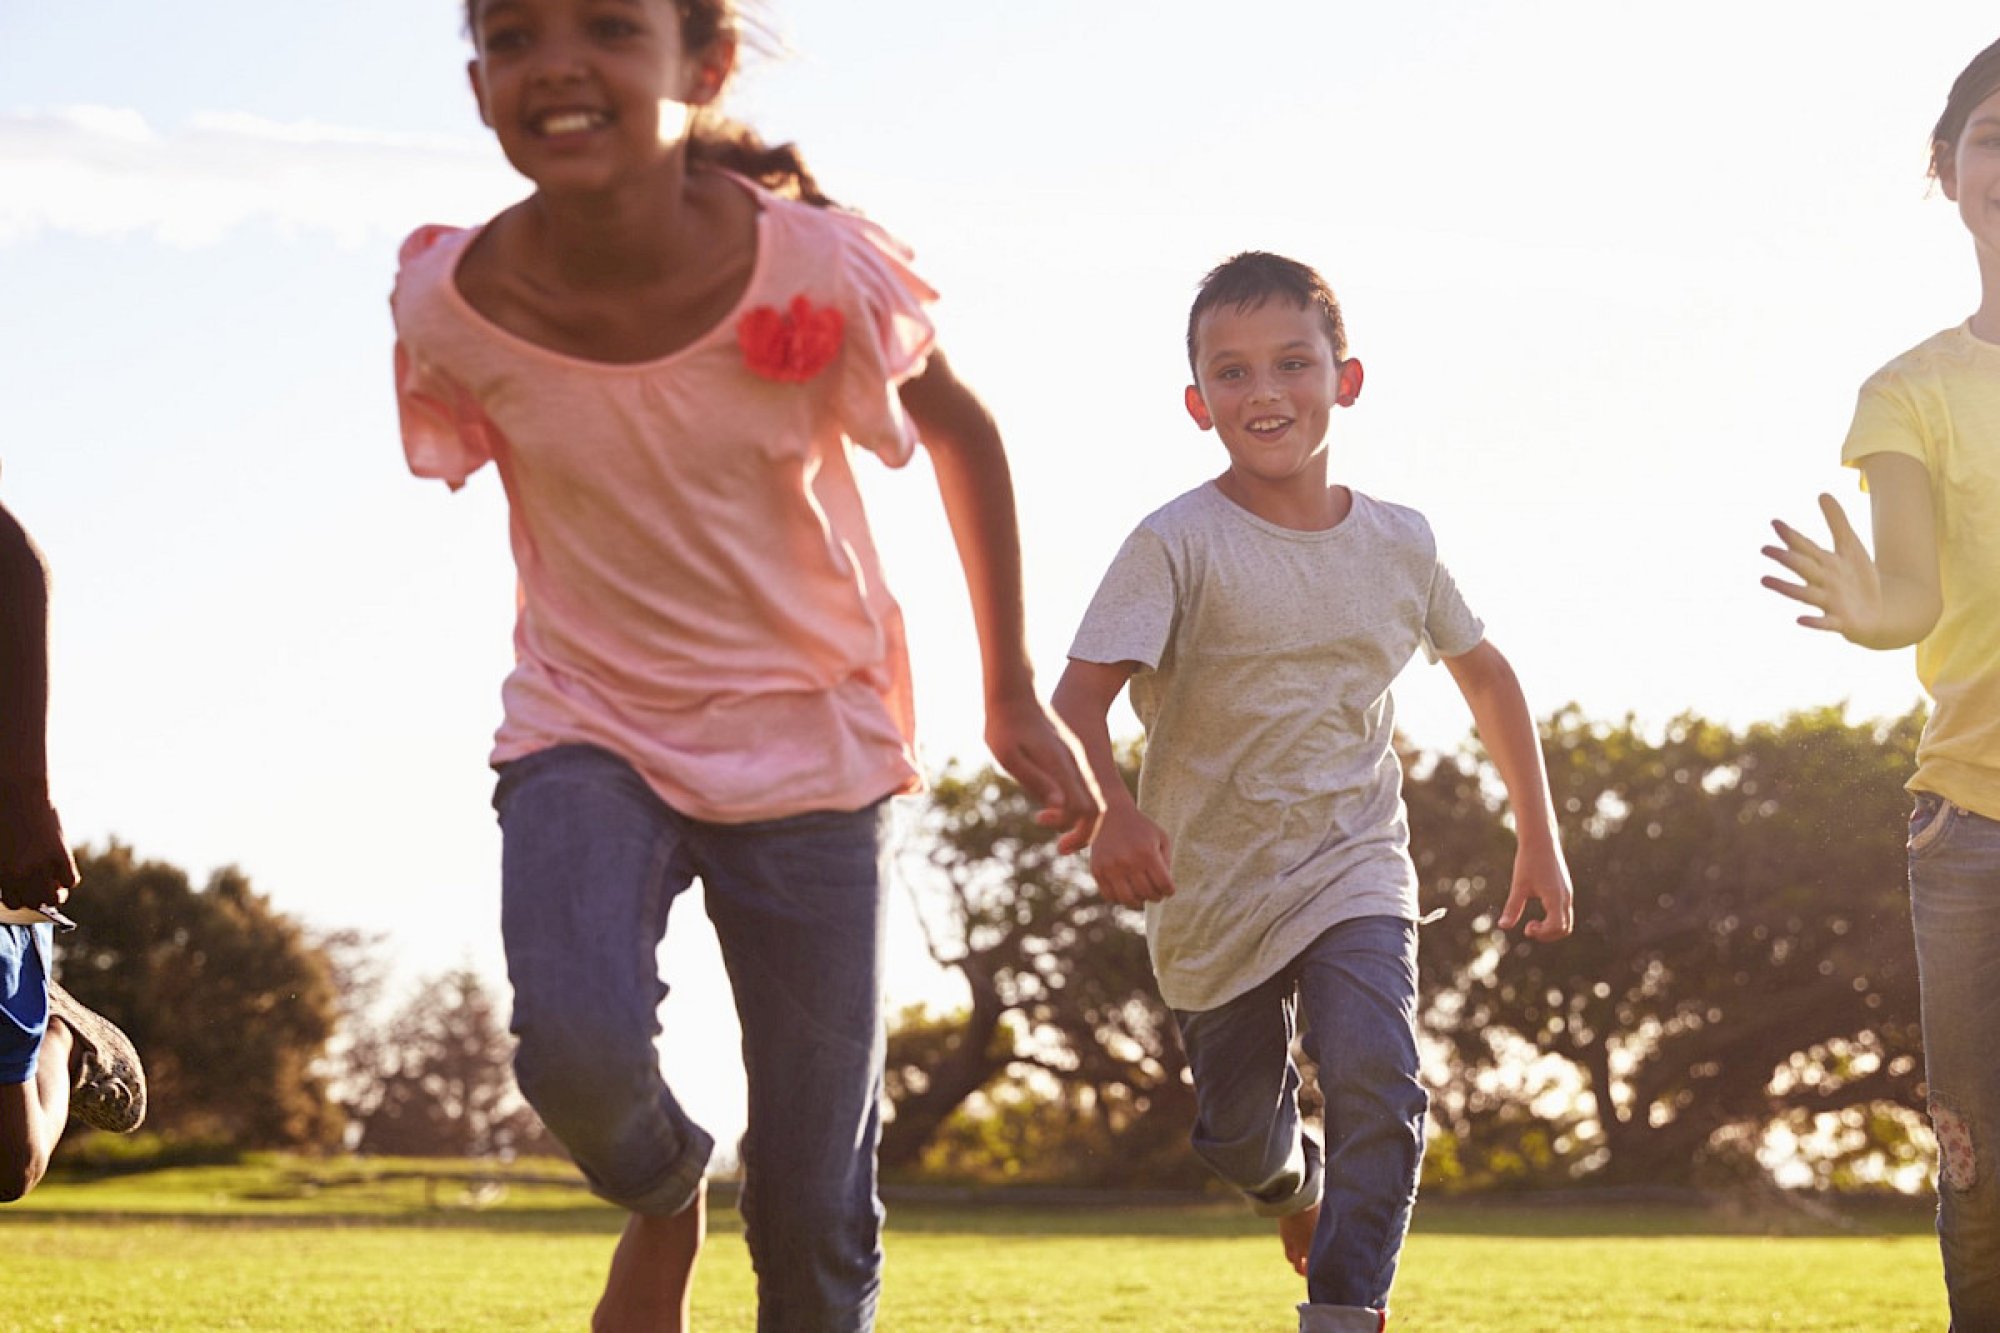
[1069,483,1484,1011]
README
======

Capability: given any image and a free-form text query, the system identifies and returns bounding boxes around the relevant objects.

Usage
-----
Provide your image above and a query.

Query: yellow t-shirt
[1842,322,2000,820]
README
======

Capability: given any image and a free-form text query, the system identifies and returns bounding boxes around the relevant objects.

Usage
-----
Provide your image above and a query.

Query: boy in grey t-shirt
[1053,252,1572,1333]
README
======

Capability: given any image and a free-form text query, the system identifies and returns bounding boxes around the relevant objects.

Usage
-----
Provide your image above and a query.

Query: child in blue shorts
[1,484,147,1200]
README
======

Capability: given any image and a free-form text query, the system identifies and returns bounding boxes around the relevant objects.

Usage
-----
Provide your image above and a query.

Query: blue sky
[3,1,1993,1144]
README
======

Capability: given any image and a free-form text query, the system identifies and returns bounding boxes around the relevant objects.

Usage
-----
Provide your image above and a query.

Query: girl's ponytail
[680,0,834,207]
[689,118,834,208]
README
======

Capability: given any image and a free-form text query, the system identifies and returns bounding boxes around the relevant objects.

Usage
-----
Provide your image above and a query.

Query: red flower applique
[738,295,845,383]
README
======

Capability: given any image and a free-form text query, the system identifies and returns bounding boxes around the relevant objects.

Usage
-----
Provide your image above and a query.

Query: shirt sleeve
[390,226,499,491]
[1421,552,1485,663]
[1840,369,1930,484]
[393,342,498,491]
[1068,526,1180,671]
[830,209,939,467]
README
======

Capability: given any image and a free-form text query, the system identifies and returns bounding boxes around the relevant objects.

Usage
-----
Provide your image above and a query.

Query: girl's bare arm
[899,350,1101,843]
[1762,454,1941,650]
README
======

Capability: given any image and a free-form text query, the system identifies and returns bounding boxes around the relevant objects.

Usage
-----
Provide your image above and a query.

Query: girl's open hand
[1761,494,1888,644]
[985,698,1103,854]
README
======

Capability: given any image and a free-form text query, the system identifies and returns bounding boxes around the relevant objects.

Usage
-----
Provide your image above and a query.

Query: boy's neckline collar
[1205,479,1361,537]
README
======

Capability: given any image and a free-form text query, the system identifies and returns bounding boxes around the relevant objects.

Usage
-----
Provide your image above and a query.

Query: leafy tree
[893,707,1926,1192]
[882,1001,1017,1160]
[311,926,389,1118]
[885,757,1195,1184]
[57,842,344,1149]
[341,967,559,1159]
[916,1065,1202,1188]
[1409,705,1925,1188]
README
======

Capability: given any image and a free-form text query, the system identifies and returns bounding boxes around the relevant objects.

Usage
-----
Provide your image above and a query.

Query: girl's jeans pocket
[1909,792,1959,859]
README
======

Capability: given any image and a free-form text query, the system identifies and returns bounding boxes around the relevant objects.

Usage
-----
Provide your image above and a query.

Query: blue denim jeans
[1910,792,2000,1331]
[494,743,892,1333]
[1173,915,1424,1330]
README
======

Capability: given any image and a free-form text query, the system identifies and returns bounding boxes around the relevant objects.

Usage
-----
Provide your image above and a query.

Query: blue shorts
[0,924,51,1085]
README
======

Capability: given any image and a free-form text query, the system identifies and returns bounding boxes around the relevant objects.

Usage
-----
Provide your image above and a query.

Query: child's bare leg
[0,1020,73,1202]
[592,1178,706,1333]
[1278,1200,1318,1276]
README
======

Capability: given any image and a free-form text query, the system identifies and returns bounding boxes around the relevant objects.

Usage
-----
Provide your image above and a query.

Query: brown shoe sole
[48,980,146,1133]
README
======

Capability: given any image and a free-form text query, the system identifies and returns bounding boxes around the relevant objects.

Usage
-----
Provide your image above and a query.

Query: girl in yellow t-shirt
[1763,34,2000,1328]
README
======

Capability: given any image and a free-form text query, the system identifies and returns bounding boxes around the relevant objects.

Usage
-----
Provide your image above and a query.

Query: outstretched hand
[0,796,78,912]
[985,697,1103,855]
[1760,494,1887,644]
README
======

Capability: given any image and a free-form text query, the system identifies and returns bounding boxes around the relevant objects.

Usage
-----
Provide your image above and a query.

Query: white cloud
[0,106,522,249]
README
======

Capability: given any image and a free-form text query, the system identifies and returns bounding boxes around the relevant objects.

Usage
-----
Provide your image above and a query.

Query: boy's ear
[467,61,493,128]
[1335,358,1365,408]
[1184,385,1214,431]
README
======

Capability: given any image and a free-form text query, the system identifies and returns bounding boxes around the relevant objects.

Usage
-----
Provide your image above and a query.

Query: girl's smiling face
[466,0,727,193]
[1941,86,2000,260]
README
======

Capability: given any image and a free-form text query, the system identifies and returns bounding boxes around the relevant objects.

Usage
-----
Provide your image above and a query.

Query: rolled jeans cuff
[1298,1303,1387,1333]
[594,1121,713,1217]
[1251,1135,1324,1218]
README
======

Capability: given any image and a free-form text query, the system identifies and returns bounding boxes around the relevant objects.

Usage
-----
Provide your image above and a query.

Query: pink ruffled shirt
[390,180,937,823]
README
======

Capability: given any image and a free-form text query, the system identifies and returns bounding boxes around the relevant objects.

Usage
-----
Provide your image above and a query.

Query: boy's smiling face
[1185,298,1362,494]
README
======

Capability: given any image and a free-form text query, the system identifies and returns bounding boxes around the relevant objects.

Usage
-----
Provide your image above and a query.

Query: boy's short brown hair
[1186,251,1348,377]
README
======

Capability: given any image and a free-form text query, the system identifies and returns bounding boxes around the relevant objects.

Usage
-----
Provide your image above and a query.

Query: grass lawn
[0,1159,1949,1330]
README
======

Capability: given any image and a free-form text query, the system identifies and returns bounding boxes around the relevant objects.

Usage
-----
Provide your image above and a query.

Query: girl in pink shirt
[390,3,1097,1328]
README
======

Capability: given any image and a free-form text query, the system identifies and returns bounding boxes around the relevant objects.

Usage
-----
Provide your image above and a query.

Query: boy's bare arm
[899,351,1100,845]
[1761,455,1942,650]
[1442,640,1573,941]
[1051,659,1175,903]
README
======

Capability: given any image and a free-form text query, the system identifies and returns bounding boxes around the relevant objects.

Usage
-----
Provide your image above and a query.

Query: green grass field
[0,1159,1949,1330]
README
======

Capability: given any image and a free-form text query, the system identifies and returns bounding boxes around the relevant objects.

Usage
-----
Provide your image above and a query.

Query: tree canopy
[886,755,1198,1185]
[337,966,559,1159]
[53,701,1932,1193]
[1410,704,1924,1189]
[58,842,344,1149]
[889,705,1932,1194]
